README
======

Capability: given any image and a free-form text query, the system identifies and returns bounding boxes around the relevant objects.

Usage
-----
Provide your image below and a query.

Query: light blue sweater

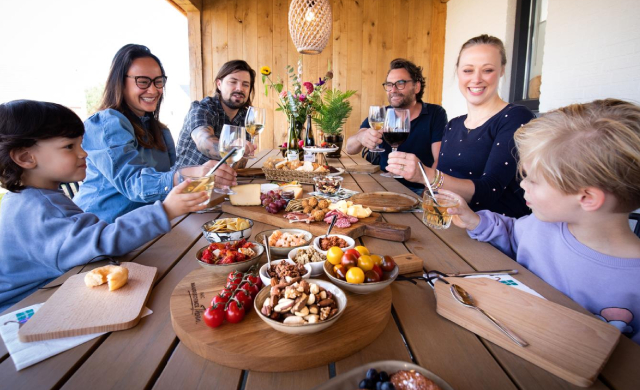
[469,210,640,344]
[0,187,171,313]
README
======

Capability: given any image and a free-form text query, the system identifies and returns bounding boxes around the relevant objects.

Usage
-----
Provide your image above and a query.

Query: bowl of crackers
[201,217,253,243]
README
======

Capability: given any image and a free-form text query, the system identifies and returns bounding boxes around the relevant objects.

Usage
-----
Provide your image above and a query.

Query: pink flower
[298,140,304,148]
[280,91,288,99]
[298,94,306,102]
[303,82,314,94]
[282,142,287,148]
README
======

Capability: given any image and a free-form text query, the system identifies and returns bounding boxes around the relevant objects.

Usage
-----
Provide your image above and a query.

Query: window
[510,0,547,112]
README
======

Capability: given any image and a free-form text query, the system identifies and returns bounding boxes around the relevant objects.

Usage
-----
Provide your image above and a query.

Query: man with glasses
[345,58,447,195]
[176,60,256,170]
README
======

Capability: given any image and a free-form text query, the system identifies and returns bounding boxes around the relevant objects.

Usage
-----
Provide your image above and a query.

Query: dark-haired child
[0,100,209,312]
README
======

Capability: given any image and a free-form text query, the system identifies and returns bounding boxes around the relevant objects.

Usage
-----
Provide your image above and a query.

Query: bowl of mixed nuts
[313,175,343,195]
[259,258,312,287]
[254,278,347,334]
[287,245,327,276]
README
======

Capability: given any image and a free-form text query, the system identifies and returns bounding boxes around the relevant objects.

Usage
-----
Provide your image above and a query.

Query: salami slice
[348,216,359,223]
[335,218,351,228]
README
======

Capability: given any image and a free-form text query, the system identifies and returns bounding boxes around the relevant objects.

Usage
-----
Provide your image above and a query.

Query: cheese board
[221,203,411,242]
[170,267,392,372]
[350,192,420,212]
[434,277,620,387]
[343,164,381,174]
[18,263,156,342]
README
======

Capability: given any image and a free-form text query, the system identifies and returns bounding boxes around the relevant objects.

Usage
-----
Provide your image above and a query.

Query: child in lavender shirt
[443,99,640,344]
[0,100,210,313]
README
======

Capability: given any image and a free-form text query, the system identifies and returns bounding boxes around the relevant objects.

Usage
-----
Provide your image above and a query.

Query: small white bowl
[253,279,347,335]
[255,229,314,257]
[287,246,326,277]
[259,258,312,287]
[196,241,264,274]
[323,260,398,294]
[313,234,356,256]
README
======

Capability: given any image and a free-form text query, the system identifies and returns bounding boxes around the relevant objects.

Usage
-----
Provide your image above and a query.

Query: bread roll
[84,265,129,291]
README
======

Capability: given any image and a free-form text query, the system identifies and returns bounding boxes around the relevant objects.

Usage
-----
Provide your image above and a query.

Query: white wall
[440,0,517,119]
[539,0,640,111]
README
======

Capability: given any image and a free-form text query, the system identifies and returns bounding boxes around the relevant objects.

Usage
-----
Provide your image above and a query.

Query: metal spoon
[263,234,272,273]
[204,146,239,177]
[450,284,529,347]
[418,162,443,220]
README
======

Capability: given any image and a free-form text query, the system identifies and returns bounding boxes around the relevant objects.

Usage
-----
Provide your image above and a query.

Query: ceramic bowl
[312,234,356,256]
[254,229,313,257]
[259,258,312,286]
[323,260,398,294]
[287,245,327,277]
[196,240,264,274]
[253,279,347,335]
[201,218,253,243]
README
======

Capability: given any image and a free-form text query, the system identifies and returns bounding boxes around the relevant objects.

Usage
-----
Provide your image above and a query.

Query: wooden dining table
[1,148,639,390]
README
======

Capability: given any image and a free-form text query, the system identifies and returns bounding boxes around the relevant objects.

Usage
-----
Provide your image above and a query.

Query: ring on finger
[400,164,405,171]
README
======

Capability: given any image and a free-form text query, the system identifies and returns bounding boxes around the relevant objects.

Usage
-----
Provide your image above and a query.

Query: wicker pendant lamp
[288,0,332,54]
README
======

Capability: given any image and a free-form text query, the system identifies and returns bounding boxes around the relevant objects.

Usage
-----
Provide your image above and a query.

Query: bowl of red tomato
[323,249,398,295]
[196,239,264,274]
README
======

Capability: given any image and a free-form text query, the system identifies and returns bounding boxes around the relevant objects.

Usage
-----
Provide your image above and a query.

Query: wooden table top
[1,149,639,390]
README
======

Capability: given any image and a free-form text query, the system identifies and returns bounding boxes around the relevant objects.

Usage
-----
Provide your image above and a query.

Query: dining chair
[630,212,640,238]
[59,182,82,199]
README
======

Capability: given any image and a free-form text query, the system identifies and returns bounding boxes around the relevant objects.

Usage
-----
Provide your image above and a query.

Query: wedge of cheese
[229,184,261,206]
[280,185,303,199]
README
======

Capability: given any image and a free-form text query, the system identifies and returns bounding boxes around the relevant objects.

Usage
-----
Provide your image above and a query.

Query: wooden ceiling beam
[164,0,202,14]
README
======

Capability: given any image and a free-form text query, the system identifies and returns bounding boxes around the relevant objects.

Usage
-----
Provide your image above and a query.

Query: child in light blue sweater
[444,99,640,344]
[0,100,210,312]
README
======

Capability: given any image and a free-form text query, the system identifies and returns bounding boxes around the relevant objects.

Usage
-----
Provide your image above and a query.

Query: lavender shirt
[469,210,640,344]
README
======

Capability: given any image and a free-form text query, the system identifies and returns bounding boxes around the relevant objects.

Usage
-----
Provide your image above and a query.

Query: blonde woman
[387,35,535,217]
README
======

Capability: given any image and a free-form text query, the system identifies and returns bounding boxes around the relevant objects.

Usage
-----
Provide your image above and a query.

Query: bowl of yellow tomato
[323,245,398,294]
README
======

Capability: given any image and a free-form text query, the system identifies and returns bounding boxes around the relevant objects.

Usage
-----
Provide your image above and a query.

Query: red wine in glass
[382,131,410,149]
[380,109,410,178]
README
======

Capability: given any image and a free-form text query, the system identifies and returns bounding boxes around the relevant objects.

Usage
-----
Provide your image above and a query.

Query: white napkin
[0,303,152,371]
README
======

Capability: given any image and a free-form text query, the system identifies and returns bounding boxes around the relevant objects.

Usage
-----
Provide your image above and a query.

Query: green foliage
[85,84,104,116]
[312,89,357,135]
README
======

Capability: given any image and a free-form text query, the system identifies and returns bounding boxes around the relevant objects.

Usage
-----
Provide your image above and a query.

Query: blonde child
[0,100,209,312]
[443,99,640,344]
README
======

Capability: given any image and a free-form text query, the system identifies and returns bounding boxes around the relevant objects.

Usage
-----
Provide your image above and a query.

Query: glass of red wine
[381,108,410,178]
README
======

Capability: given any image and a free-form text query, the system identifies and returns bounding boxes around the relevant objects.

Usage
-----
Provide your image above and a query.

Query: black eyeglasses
[382,79,413,92]
[126,75,167,89]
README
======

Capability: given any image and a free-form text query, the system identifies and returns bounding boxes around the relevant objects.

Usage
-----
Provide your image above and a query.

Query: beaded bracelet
[433,170,445,191]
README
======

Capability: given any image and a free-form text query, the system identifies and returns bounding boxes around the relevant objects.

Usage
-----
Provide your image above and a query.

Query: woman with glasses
[74,44,236,222]
[386,35,535,218]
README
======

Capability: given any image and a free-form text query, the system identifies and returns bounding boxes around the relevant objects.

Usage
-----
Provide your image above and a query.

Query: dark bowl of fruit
[323,249,398,295]
[196,239,264,274]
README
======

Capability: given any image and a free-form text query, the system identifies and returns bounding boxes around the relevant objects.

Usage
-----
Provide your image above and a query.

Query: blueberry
[378,371,390,382]
[366,368,378,381]
[359,379,373,389]
[381,382,395,390]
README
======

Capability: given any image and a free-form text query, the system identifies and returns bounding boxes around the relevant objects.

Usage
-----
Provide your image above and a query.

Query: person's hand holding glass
[367,106,386,152]
[214,125,246,195]
[380,108,410,178]
[244,106,265,159]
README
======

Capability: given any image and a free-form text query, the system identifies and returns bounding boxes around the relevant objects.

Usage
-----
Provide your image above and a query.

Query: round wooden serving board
[170,267,392,372]
[350,191,420,212]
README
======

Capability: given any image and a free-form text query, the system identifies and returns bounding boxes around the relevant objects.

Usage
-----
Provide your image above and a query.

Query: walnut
[317,199,329,209]
[320,306,332,321]
[303,206,313,214]
[312,210,325,221]
[308,197,319,208]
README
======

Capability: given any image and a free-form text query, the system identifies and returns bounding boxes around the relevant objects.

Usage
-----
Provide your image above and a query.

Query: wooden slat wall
[193,0,446,150]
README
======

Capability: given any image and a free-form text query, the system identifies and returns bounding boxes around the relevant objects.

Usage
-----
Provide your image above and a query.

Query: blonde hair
[515,99,640,212]
[456,34,507,68]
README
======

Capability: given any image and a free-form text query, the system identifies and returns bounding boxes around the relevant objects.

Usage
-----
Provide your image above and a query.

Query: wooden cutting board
[350,192,420,212]
[434,277,620,387]
[170,268,392,372]
[221,203,411,242]
[343,164,380,174]
[18,263,157,342]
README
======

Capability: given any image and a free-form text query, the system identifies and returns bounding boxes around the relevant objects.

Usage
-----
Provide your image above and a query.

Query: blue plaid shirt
[176,96,248,167]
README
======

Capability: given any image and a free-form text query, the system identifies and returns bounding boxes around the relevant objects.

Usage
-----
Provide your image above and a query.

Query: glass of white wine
[368,105,386,153]
[214,125,246,195]
[244,106,266,159]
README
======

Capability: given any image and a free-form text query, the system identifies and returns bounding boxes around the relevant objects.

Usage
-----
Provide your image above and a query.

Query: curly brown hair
[0,100,84,192]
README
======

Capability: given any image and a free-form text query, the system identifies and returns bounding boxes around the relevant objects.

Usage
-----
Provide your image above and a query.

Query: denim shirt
[74,109,176,223]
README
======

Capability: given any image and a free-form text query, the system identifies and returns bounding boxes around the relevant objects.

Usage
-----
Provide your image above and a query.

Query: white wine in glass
[245,106,266,158]
[214,125,246,195]
[368,105,386,152]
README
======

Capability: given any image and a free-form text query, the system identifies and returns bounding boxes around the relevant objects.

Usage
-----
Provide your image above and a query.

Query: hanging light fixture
[288,0,332,55]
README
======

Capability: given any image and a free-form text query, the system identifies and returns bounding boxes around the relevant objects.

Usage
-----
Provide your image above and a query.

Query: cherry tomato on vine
[211,292,230,306]
[234,289,252,307]
[226,271,244,284]
[225,300,245,323]
[240,281,260,298]
[203,304,224,328]
[246,274,262,288]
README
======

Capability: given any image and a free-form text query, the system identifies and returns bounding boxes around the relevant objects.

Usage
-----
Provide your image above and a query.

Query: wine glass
[244,106,266,159]
[368,105,386,153]
[380,108,410,178]
[214,125,246,195]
